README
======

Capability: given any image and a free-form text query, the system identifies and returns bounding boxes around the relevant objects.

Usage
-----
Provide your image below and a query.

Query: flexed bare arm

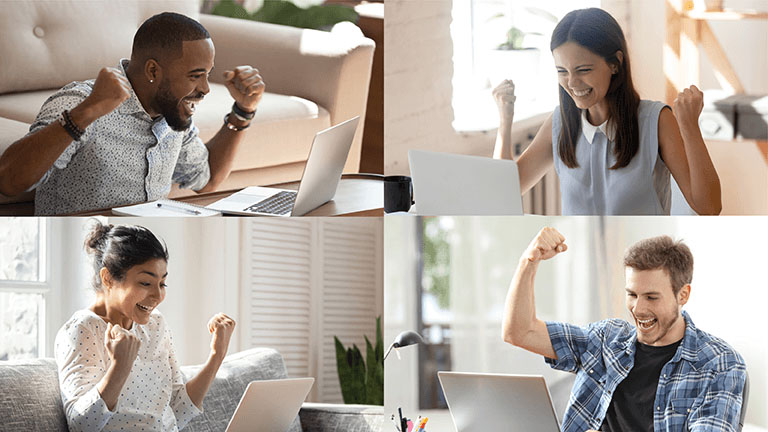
[501,227,568,359]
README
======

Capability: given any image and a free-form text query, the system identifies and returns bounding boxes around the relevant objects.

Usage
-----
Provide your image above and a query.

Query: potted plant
[484,7,558,104]
[333,316,383,405]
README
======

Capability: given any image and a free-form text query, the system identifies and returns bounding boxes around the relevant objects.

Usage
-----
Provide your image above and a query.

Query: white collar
[580,110,615,143]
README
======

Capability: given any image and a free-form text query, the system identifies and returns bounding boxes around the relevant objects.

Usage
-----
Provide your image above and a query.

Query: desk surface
[0,174,384,217]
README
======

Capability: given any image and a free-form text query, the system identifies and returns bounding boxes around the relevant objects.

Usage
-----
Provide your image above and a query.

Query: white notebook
[112,199,221,217]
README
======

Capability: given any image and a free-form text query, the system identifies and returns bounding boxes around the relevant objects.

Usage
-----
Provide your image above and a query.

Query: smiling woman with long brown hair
[493,8,721,215]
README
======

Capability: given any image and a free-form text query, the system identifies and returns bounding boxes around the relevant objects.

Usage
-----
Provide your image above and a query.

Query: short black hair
[132,12,210,63]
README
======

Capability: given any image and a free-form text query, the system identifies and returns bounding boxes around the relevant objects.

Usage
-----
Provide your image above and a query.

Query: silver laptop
[408,150,523,215]
[208,117,359,216]
[437,372,560,432]
[225,377,315,432]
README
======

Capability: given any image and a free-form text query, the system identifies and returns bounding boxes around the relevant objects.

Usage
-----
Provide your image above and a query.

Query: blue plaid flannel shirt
[545,311,746,432]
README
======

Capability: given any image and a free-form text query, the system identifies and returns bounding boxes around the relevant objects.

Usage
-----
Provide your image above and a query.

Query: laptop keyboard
[243,191,297,215]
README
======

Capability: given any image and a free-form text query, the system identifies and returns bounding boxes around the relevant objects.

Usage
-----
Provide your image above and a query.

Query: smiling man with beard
[502,228,746,431]
[0,12,264,215]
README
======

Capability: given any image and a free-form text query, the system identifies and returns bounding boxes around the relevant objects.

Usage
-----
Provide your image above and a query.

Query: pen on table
[390,414,401,431]
[417,417,428,432]
[156,202,201,215]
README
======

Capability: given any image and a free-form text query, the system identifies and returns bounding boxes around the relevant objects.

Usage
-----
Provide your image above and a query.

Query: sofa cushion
[0,117,37,203]
[0,116,34,155]
[299,403,384,431]
[0,358,68,431]
[0,0,199,95]
[193,84,331,171]
[0,84,331,171]
[181,348,302,432]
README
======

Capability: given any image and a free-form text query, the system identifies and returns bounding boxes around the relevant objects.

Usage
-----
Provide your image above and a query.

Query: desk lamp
[384,330,425,360]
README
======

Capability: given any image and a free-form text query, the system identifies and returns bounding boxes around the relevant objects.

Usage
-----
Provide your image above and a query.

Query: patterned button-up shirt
[546,311,746,432]
[28,59,210,215]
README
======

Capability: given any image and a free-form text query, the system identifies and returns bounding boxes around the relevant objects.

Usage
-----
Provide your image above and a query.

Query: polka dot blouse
[54,309,202,431]
[28,59,211,216]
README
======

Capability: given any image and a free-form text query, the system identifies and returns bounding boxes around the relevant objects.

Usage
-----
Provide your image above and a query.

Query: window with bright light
[451,0,599,132]
[0,218,48,360]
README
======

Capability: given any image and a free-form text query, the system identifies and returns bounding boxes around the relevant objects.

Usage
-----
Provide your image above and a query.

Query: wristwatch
[224,113,251,132]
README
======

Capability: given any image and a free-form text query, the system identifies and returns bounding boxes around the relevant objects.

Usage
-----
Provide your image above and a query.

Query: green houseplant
[334,316,383,405]
[207,0,358,30]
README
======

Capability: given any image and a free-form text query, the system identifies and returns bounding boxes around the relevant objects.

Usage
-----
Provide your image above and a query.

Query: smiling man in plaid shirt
[502,227,746,431]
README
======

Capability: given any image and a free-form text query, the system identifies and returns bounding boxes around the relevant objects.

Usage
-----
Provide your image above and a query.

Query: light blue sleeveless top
[551,100,671,215]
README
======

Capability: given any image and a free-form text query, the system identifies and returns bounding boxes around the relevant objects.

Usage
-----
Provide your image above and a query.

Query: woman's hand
[104,323,140,370]
[492,79,517,160]
[660,87,722,215]
[186,313,237,409]
[493,79,516,125]
[208,313,236,360]
[99,323,141,410]
[672,85,704,131]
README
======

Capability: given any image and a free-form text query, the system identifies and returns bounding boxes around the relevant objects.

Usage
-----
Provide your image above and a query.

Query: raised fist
[208,313,236,358]
[673,85,704,128]
[492,79,516,124]
[84,67,132,119]
[104,323,140,368]
[223,66,265,114]
[524,227,568,263]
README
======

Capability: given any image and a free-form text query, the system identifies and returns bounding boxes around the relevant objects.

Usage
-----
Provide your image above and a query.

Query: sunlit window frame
[0,218,50,358]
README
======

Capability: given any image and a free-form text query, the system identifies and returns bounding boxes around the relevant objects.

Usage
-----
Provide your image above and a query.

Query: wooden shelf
[683,9,768,20]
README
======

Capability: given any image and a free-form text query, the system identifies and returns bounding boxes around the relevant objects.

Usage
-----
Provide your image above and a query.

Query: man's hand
[492,79,516,125]
[672,85,704,130]
[104,323,140,370]
[208,313,236,359]
[524,227,567,263]
[76,67,132,125]
[223,66,265,113]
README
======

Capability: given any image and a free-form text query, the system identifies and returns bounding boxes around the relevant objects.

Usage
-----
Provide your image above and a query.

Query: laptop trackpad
[207,186,279,213]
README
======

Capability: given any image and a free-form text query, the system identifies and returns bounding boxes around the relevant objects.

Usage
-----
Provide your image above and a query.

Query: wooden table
[0,174,384,216]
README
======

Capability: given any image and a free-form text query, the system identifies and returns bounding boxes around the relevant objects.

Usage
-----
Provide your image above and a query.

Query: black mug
[384,176,414,213]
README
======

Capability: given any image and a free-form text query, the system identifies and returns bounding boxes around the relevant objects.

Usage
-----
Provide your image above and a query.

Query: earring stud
[149,79,154,83]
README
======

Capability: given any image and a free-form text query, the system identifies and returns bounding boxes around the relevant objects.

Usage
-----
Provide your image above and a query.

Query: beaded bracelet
[58,109,84,141]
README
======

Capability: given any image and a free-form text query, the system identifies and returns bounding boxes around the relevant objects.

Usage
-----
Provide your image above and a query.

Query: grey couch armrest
[299,402,383,432]
[198,14,375,172]
[0,358,68,431]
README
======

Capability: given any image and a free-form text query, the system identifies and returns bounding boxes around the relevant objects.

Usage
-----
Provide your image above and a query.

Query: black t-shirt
[600,339,682,432]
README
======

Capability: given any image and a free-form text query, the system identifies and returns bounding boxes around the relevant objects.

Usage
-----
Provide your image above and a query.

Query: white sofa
[0,0,374,209]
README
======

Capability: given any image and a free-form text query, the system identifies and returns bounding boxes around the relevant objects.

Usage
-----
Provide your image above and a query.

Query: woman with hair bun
[493,7,721,215]
[54,221,235,431]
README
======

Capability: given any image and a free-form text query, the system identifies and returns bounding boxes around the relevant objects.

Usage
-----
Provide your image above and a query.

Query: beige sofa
[0,0,374,209]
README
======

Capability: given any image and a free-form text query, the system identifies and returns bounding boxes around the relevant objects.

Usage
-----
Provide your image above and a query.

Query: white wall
[385,0,495,175]
[383,216,421,416]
